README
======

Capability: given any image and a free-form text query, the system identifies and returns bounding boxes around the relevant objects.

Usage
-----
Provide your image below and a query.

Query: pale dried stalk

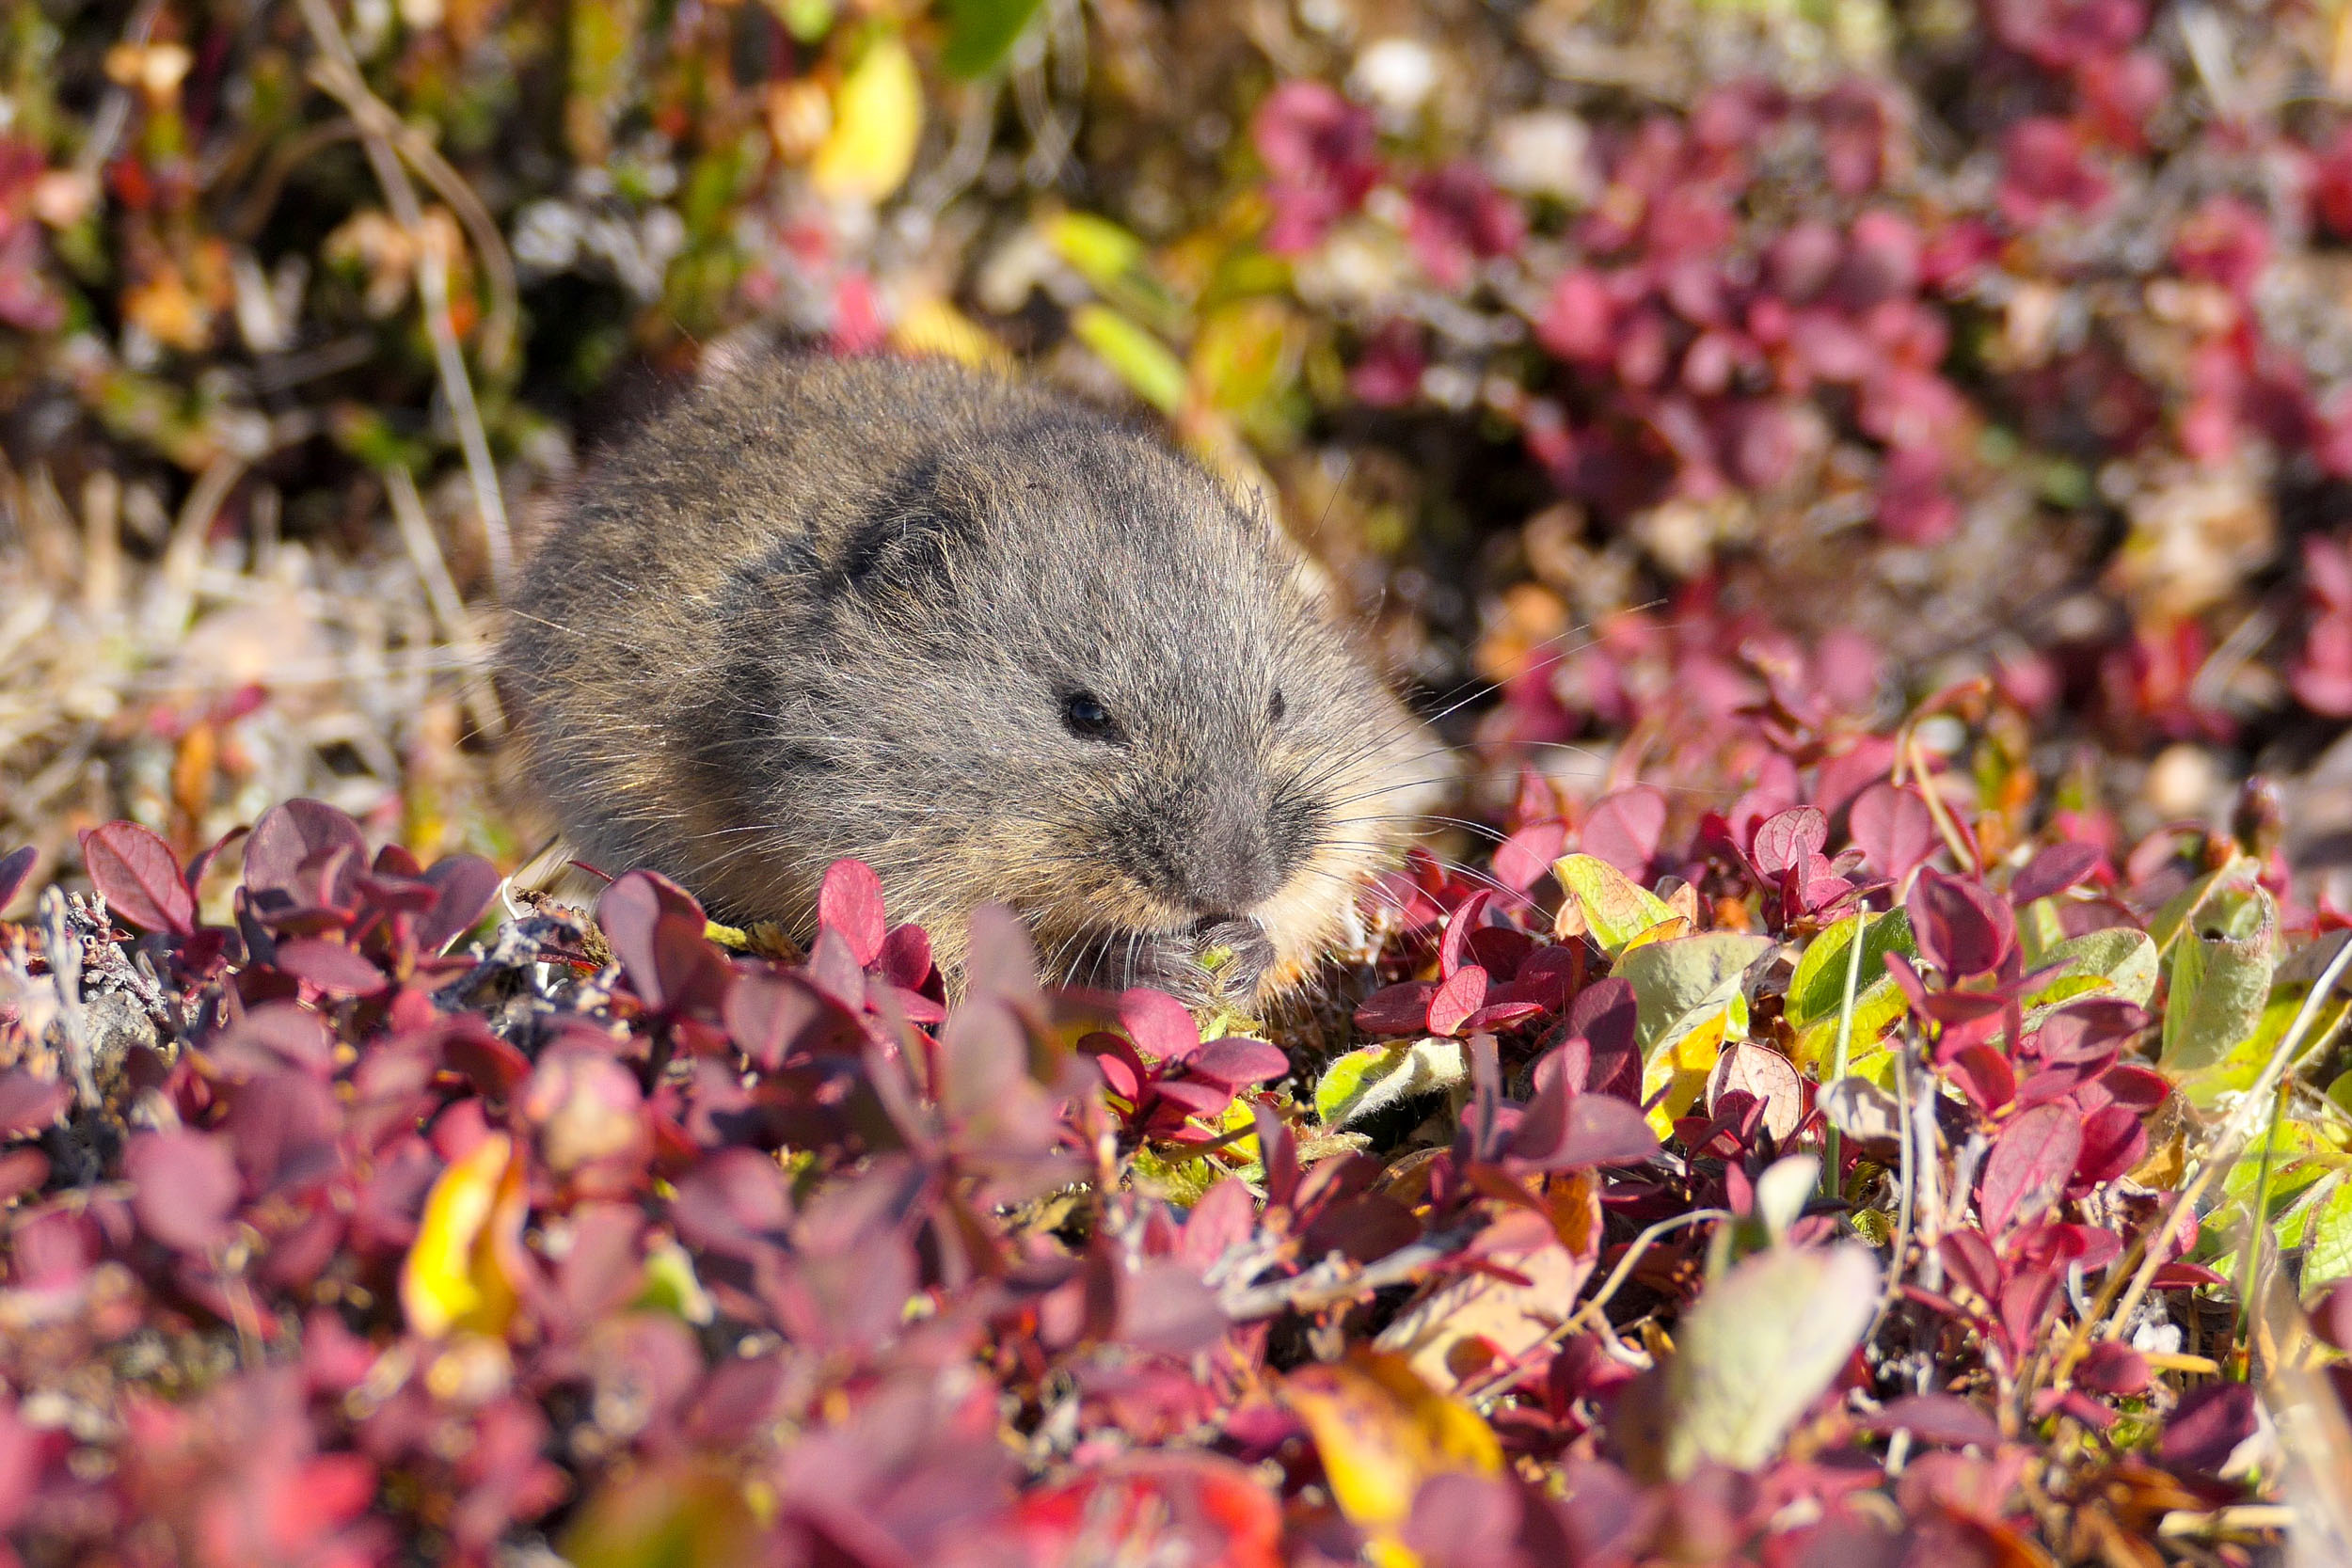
[79,471,120,617]
[294,0,513,598]
[383,464,507,742]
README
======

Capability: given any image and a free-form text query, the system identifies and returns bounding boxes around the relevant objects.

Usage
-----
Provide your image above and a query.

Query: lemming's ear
[831,451,979,602]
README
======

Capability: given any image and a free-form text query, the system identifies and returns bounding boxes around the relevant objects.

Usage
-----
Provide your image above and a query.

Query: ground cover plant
[8,0,2352,1562]
[4,678,2352,1566]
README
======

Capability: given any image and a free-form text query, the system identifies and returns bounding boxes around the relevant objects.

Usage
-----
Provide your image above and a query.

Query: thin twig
[383,464,508,742]
[1220,1223,1485,1320]
[294,0,514,597]
[70,0,167,185]
[39,889,100,1113]
[151,453,247,635]
[1822,908,1872,1197]
[1458,1206,1737,1407]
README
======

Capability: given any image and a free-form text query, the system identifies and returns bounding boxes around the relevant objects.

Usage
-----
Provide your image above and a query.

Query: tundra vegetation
[5,0,2352,1563]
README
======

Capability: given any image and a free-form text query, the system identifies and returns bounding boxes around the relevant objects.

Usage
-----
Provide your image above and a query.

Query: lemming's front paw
[1149,916,1276,1008]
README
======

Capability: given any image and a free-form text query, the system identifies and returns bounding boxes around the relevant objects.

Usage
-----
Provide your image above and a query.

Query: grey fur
[499,354,1435,1001]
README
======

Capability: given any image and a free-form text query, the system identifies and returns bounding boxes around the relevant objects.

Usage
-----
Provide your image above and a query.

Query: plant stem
[1823,908,1872,1199]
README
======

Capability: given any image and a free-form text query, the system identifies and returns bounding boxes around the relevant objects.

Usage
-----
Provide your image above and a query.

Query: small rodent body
[500,355,1437,1003]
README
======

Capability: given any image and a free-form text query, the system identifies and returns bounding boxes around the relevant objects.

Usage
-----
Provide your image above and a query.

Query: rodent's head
[732,397,1429,1004]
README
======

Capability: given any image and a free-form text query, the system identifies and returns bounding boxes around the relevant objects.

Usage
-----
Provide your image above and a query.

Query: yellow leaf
[1551,853,1678,958]
[1284,1353,1501,1554]
[1619,914,1693,953]
[1642,1004,1729,1137]
[890,294,1009,369]
[1070,304,1188,414]
[401,1132,528,1339]
[810,35,922,204]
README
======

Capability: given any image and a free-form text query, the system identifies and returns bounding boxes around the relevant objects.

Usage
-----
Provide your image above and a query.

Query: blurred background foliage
[4,0,2352,910]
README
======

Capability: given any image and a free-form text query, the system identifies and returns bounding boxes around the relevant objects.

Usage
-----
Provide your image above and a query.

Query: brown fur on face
[498,354,1438,1004]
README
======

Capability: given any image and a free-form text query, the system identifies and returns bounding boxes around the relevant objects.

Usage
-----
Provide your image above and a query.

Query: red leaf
[1907,868,2015,979]
[1354,980,1438,1037]
[124,1129,241,1254]
[817,859,887,968]
[598,871,710,1013]
[1438,890,1494,979]
[2073,1104,2147,1184]
[2012,842,2104,906]
[1751,806,1827,878]
[0,1070,69,1136]
[1849,782,1936,883]
[79,821,195,937]
[1493,821,1568,893]
[2074,1341,2150,1396]
[0,846,34,913]
[1979,1103,2082,1237]
[1426,965,1490,1037]
[1080,1033,1146,1101]
[876,923,932,990]
[1581,786,1668,875]
[417,854,501,953]
[1514,1090,1659,1171]
[1865,1393,2000,1448]
[2162,1383,2258,1474]
[206,1001,334,1079]
[725,967,855,1071]
[1014,1453,1281,1568]
[1152,1078,1235,1121]
[244,799,367,911]
[1186,1037,1290,1089]
[1460,1001,1546,1034]
[1946,1043,2016,1114]
[273,938,389,997]
[1178,1180,1257,1270]
[1121,988,1202,1063]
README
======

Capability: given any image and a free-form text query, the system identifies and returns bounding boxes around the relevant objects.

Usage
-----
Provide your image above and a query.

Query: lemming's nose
[1183,798,1285,915]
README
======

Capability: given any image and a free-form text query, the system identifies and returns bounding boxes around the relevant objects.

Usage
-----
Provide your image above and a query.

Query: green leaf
[772,0,834,42]
[2146,854,2262,954]
[1660,1243,1880,1477]
[2159,888,2278,1076]
[2179,954,2352,1107]
[1046,212,1148,291]
[2021,927,2158,1019]
[633,1234,715,1324]
[1070,305,1188,415]
[2016,895,2068,967]
[939,0,1047,78]
[1553,853,1679,959]
[1622,932,1775,1061]
[2302,1177,2352,1287]
[1314,1037,1468,1128]
[1785,910,1915,1030]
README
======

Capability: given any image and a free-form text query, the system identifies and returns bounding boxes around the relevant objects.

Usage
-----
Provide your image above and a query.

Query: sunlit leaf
[940,0,1048,79]
[401,1132,529,1339]
[1070,305,1188,414]
[1551,852,1678,958]
[1660,1243,1880,1476]
[810,34,922,204]
[890,294,1010,368]
[1284,1354,1501,1544]
[1315,1037,1466,1128]
[2161,886,2278,1077]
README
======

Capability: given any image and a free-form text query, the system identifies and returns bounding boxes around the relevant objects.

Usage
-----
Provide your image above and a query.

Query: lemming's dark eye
[1267,689,1287,725]
[1062,690,1120,741]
